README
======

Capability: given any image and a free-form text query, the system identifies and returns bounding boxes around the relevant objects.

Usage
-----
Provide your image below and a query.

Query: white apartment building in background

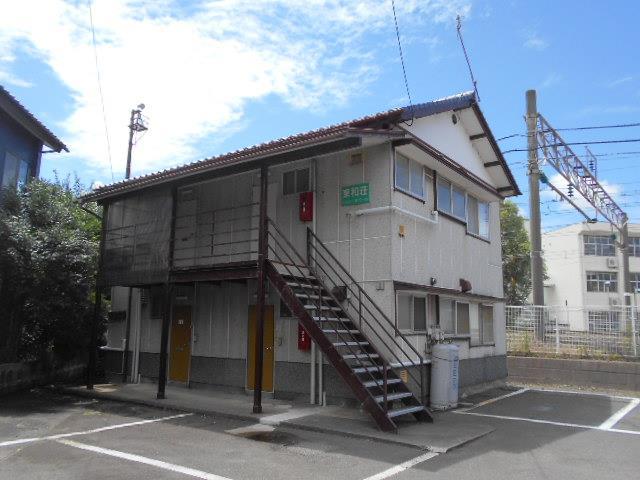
[542,221,640,331]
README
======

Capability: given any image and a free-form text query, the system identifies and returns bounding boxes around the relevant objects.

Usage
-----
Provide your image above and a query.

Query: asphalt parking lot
[1,387,639,479]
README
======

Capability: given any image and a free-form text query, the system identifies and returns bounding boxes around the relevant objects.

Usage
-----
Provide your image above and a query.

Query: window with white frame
[396,293,428,332]
[439,299,470,336]
[583,235,616,256]
[480,304,494,344]
[586,271,618,292]
[395,153,425,199]
[282,167,310,195]
[631,272,640,293]
[630,237,640,257]
[467,195,490,239]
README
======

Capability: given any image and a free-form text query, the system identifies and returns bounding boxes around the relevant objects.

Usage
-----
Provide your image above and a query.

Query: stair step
[353,365,387,373]
[323,329,360,334]
[333,341,369,347]
[364,378,402,388]
[296,293,333,301]
[286,282,319,289]
[374,392,413,403]
[387,405,426,418]
[343,354,378,360]
[305,304,342,311]
[313,316,350,322]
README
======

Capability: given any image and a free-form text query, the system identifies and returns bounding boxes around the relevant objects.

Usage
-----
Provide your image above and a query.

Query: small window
[632,273,640,293]
[283,168,310,195]
[630,238,640,257]
[481,305,494,344]
[583,235,616,256]
[467,195,490,239]
[413,297,427,331]
[456,302,470,335]
[396,293,428,332]
[437,179,452,214]
[439,298,455,334]
[586,271,618,292]
[395,155,410,192]
[18,159,30,186]
[395,153,425,199]
[452,186,466,219]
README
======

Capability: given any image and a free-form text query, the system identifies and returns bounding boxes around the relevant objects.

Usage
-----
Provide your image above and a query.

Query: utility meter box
[430,343,459,410]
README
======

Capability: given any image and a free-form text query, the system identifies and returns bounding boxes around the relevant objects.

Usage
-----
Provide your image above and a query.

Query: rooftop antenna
[456,15,480,101]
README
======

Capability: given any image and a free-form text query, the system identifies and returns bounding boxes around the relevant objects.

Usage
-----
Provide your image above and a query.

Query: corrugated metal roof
[0,85,68,152]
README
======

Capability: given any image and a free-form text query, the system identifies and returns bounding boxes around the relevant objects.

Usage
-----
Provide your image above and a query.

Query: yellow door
[169,306,192,383]
[247,305,275,392]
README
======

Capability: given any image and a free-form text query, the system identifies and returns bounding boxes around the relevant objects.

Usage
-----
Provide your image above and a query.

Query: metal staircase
[265,218,432,432]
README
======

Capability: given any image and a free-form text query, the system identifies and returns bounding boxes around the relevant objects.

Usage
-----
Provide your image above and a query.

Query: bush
[0,178,105,363]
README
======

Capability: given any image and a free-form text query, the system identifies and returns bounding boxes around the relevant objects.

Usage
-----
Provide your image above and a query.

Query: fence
[506,305,640,358]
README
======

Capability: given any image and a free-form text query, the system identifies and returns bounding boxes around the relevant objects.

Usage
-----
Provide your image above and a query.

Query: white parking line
[57,439,232,480]
[459,388,529,412]
[454,410,640,435]
[599,398,640,430]
[362,451,439,480]
[0,413,192,448]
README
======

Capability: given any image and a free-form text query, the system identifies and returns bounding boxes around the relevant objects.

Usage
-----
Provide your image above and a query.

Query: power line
[456,15,479,101]
[502,138,640,154]
[497,122,640,141]
[390,0,414,126]
[88,1,114,182]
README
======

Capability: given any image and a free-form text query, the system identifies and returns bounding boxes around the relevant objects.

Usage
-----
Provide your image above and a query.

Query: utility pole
[621,213,631,303]
[125,104,147,179]
[527,90,545,329]
[122,104,147,383]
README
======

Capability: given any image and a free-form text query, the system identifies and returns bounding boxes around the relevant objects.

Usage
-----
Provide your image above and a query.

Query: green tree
[0,178,104,363]
[500,200,532,305]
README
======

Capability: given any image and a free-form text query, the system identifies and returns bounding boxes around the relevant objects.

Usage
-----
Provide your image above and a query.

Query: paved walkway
[59,382,494,452]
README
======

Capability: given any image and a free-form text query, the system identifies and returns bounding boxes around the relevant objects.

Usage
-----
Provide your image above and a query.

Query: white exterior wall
[543,222,640,324]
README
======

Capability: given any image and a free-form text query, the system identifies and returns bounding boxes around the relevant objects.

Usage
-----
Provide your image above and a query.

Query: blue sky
[1,0,639,230]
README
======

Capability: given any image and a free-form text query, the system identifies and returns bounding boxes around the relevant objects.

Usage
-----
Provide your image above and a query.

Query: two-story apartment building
[85,92,519,431]
[0,85,68,191]
[543,221,640,331]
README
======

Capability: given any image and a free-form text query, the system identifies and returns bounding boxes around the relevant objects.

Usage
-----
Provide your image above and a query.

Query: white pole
[555,310,560,354]
[317,346,323,405]
[310,340,316,404]
[630,294,638,357]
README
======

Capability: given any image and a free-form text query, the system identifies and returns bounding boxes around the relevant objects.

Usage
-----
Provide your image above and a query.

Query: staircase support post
[157,283,172,399]
[253,165,269,414]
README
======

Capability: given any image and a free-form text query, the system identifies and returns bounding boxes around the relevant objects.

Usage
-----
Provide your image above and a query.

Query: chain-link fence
[506,305,640,358]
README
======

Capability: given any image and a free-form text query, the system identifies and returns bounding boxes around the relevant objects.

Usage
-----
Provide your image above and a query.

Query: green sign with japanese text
[341,182,370,206]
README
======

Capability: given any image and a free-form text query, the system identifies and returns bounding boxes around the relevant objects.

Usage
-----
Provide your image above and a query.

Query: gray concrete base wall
[507,356,640,392]
[135,352,509,403]
[0,360,86,396]
[459,354,508,388]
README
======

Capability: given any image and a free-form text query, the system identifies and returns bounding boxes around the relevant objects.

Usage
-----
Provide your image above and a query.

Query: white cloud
[0,69,33,88]
[523,31,548,50]
[0,0,471,180]
[607,75,633,88]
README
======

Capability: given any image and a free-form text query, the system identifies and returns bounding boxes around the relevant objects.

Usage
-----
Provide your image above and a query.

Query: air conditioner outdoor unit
[606,257,618,268]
